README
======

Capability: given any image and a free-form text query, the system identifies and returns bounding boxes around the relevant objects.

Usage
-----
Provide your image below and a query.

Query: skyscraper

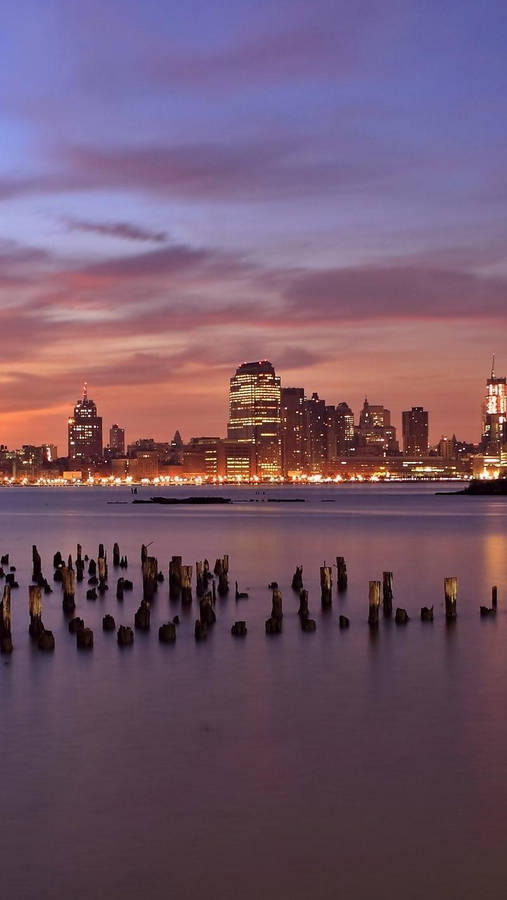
[228,361,281,477]
[109,424,125,457]
[481,358,507,453]
[68,383,103,465]
[281,387,305,475]
[335,402,355,454]
[356,398,399,456]
[303,392,327,473]
[402,407,429,455]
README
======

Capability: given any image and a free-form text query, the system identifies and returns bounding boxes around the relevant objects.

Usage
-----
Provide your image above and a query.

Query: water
[1,483,506,899]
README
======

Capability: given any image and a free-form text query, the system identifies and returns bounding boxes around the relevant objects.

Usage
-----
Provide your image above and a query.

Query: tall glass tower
[481,357,507,453]
[228,361,281,477]
[68,383,103,465]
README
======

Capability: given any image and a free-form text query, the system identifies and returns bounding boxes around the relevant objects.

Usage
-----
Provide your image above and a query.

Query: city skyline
[1,356,505,453]
[1,1,507,449]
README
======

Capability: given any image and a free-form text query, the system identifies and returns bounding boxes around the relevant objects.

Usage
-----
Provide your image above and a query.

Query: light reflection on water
[0,484,506,900]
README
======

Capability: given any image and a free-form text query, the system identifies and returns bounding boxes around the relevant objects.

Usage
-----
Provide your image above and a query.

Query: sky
[1,0,506,451]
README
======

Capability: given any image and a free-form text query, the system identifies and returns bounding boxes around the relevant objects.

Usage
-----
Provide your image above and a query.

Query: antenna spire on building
[83,381,88,401]
[491,354,495,379]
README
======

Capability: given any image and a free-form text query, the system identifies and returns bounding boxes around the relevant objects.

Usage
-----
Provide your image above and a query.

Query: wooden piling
[141,544,148,565]
[117,625,134,646]
[29,585,44,638]
[181,565,193,605]
[492,586,498,610]
[199,593,216,626]
[32,545,42,583]
[336,557,348,592]
[0,584,12,653]
[142,556,158,602]
[368,581,381,627]
[215,556,229,596]
[291,566,303,592]
[98,556,108,594]
[76,544,84,582]
[134,600,151,630]
[444,577,457,621]
[382,571,393,617]
[169,556,182,599]
[61,566,76,612]
[116,577,124,601]
[196,561,205,597]
[231,621,247,637]
[266,588,283,634]
[159,622,176,643]
[113,543,120,567]
[421,606,434,621]
[320,565,332,608]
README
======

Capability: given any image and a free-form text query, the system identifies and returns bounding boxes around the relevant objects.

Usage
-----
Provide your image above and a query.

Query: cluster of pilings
[0,541,503,657]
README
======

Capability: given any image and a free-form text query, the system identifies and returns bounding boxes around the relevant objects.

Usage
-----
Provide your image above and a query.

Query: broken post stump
[68,616,84,634]
[103,614,116,631]
[29,585,44,639]
[444,577,457,621]
[266,587,283,634]
[142,556,158,603]
[117,625,134,647]
[492,586,498,610]
[159,622,176,643]
[200,594,216,627]
[383,571,393,617]
[76,627,93,649]
[231,621,247,637]
[336,556,348,593]
[181,565,193,605]
[291,566,303,591]
[61,565,76,612]
[421,606,434,622]
[169,556,182,600]
[32,545,42,583]
[38,630,55,652]
[134,600,151,631]
[0,584,13,654]
[339,615,350,629]
[113,543,120,567]
[368,581,381,627]
[320,565,332,608]
[395,607,409,625]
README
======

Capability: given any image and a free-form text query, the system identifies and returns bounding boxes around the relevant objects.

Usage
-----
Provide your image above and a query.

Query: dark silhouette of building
[281,387,305,475]
[402,407,429,455]
[109,424,125,457]
[68,383,103,465]
[228,361,281,477]
[303,393,327,473]
[336,402,355,454]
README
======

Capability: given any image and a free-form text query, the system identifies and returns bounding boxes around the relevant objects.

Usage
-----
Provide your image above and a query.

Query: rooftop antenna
[491,354,495,379]
[83,381,88,401]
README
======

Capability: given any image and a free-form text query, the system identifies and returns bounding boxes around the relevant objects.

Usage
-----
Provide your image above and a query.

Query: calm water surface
[1,483,507,899]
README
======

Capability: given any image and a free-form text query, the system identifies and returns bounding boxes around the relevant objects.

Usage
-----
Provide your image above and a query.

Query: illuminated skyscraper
[481,357,507,453]
[68,383,103,465]
[402,407,429,455]
[303,392,327,473]
[228,361,281,477]
[336,402,355,454]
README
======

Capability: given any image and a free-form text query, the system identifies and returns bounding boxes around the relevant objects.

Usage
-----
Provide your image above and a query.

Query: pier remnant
[134,600,151,631]
[169,556,182,600]
[444,577,457,621]
[266,587,283,634]
[421,606,434,621]
[29,585,44,638]
[181,565,193,605]
[492,586,498,610]
[395,608,409,624]
[336,557,348,593]
[339,615,350,628]
[142,556,158,602]
[231,621,247,636]
[113,543,120,567]
[291,566,303,592]
[320,565,332,608]
[215,556,229,596]
[32,545,42,583]
[76,627,94,649]
[383,572,393,617]
[117,625,134,646]
[38,630,55,651]
[61,565,76,612]
[368,581,381,627]
[159,622,176,643]
[103,614,116,631]
[0,584,12,653]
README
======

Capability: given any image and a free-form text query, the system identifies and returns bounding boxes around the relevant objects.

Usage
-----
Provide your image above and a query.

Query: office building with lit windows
[68,384,103,465]
[228,361,282,477]
[402,407,429,455]
[481,359,507,453]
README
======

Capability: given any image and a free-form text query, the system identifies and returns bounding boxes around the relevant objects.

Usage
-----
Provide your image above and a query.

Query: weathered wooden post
[98,543,105,561]
[113,543,120,567]
[266,588,283,634]
[76,627,94,649]
[181,565,192,604]
[298,589,309,620]
[444,577,457,621]
[29,585,44,638]
[196,561,205,597]
[339,615,350,628]
[383,571,393,617]
[61,565,76,612]
[103,614,116,631]
[336,557,348,592]
[292,566,303,591]
[368,581,381,627]
[199,593,216,626]
[32,545,42,584]
[320,565,332,608]
[134,600,150,630]
[0,584,12,653]
[38,630,55,651]
[159,621,176,643]
[395,607,409,624]
[169,556,182,600]
[141,544,148,565]
[117,625,134,646]
[88,558,97,577]
[76,544,84,582]
[231,621,247,636]
[492,586,498,610]
[215,556,229,596]
[53,551,63,569]
[116,577,124,601]
[142,556,158,602]
[421,606,434,621]
[98,555,108,594]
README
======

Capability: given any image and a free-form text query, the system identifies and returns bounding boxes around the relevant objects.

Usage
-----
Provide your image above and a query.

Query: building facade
[402,407,429,455]
[481,360,507,453]
[281,387,305,476]
[228,361,281,477]
[109,424,125,457]
[68,384,103,465]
